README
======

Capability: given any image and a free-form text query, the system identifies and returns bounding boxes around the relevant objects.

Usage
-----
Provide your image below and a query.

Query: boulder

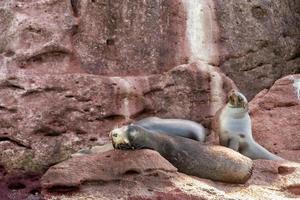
[250,74,300,162]
[41,149,177,190]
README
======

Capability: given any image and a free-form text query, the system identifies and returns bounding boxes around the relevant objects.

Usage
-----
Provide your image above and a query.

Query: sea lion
[110,125,253,184]
[290,76,300,100]
[133,117,207,142]
[212,90,283,160]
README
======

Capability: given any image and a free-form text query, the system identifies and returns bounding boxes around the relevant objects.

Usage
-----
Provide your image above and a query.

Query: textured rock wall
[215,0,300,99]
[74,0,189,75]
[0,0,299,199]
[0,0,189,76]
[6,0,189,76]
[0,0,299,171]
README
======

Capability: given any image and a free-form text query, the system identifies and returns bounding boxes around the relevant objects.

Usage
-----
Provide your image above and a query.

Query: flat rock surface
[41,149,177,190]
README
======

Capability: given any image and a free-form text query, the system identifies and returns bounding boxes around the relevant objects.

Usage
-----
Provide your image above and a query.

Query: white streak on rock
[0,57,9,79]
[195,62,224,115]
[111,77,132,121]
[182,0,219,65]
[182,0,223,115]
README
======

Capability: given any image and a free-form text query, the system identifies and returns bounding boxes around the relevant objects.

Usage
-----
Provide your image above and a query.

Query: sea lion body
[110,125,253,184]
[213,90,282,160]
[133,117,206,142]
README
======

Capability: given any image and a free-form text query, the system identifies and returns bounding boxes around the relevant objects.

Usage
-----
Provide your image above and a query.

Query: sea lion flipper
[228,137,240,151]
[219,134,229,146]
[248,142,283,160]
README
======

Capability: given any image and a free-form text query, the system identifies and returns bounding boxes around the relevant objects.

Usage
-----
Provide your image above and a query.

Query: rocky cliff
[0,0,299,199]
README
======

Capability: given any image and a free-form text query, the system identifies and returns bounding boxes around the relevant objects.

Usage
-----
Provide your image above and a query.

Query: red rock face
[0,0,83,75]
[0,0,188,76]
[0,0,228,152]
[0,63,234,174]
[73,0,189,75]
[1,0,227,175]
[0,0,299,199]
[250,75,300,162]
[215,0,300,99]
[0,165,43,200]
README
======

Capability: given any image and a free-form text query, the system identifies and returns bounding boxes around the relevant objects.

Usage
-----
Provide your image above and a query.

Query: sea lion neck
[127,126,159,150]
[224,105,248,118]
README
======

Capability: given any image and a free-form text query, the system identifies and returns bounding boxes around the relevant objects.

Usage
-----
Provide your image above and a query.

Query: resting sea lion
[110,125,253,184]
[133,117,207,142]
[213,90,283,160]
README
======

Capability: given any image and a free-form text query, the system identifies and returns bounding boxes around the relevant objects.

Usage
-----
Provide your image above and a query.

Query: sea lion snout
[228,90,248,109]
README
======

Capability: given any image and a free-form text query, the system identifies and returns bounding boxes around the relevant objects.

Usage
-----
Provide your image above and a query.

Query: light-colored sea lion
[110,125,253,184]
[212,90,283,160]
[133,117,207,142]
[290,76,300,100]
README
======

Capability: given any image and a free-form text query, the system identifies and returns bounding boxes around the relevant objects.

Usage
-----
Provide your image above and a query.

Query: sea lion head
[227,90,248,110]
[110,125,141,149]
[110,125,132,149]
[110,125,150,150]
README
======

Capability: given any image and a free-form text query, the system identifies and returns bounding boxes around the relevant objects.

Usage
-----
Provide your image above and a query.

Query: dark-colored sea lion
[110,125,253,184]
[133,117,207,142]
[212,90,283,160]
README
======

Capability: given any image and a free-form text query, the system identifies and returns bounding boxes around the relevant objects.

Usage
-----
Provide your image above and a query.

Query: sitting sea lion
[133,117,207,142]
[212,90,283,160]
[110,125,253,184]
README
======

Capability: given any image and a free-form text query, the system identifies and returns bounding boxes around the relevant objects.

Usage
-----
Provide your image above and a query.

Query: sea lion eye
[238,96,243,102]
[112,133,118,137]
